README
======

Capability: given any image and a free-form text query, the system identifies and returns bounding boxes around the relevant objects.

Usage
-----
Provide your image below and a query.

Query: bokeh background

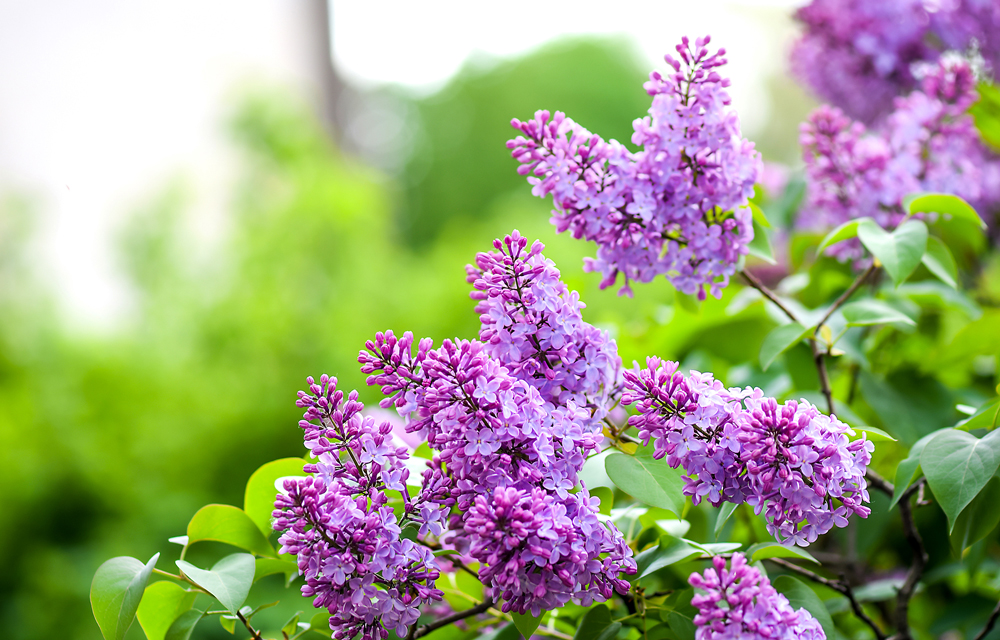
[0,1,815,637]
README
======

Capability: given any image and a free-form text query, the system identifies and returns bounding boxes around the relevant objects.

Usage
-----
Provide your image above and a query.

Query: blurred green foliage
[5,36,1000,640]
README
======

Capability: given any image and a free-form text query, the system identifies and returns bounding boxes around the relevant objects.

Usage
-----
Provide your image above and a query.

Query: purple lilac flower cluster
[272,376,443,640]
[622,357,873,546]
[792,0,1000,124]
[690,554,826,640]
[800,59,999,260]
[358,231,635,616]
[507,36,761,300]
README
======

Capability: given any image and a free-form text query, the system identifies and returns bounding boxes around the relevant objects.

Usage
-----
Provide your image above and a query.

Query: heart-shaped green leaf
[90,553,160,640]
[950,476,1000,554]
[817,218,867,255]
[921,428,1000,531]
[841,299,916,327]
[187,504,275,558]
[760,322,812,371]
[921,236,959,288]
[606,448,686,516]
[858,219,928,286]
[136,581,196,640]
[773,576,836,639]
[574,605,620,640]
[905,193,986,229]
[244,458,307,536]
[176,554,255,615]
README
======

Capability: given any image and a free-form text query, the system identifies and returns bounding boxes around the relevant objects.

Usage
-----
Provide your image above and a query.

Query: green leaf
[921,236,959,288]
[920,428,1000,532]
[890,432,938,509]
[905,193,986,229]
[841,299,916,327]
[634,536,701,579]
[574,605,615,640]
[666,612,696,640]
[90,553,159,640]
[746,542,819,564]
[956,398,1000,431]
[858,218,928,286]
[714,502,739,536]
[589,486,614,516]
[136,581,196,640]
[187,504,275,558]
[253,557,298,586]
[244,458,307,536]
[219,614,236,634]
[849,426,897,442]
[951,476,1000,553]
[164,609,204,640]
[605,448,686,516]
[817,218,866,255]
[772,576,836,639]
[480,623,525,640]
[759,322,812,371]
[748,201,771,228]
[747,217,776,264]
[512,611,543,638]
[176,554,255,615]
[281,611,302,636]
[308,612,331,632]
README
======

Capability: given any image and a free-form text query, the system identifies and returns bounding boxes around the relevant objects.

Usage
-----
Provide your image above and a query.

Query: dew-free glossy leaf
[606,450,686,516]
[858,219,928,286]
[136,581,196,640]
[922,236,959,288]
[244,458,307,536]
[921,428,1000,531]
[187,504,275,558]
[759,322,812,371]
[666,612,696,640]
[90,553,159,640]
[890,431,938,509]
[773,576,835,639]
[841,299,916,327]
[634,536,701,579]
[950,476,1000,553]
[253,557,298,586]
[176,554,255,614]
[817,218,866,255]
[714,502,739,536]
[905,193,986,229]
[573,607,616,640]
[164,609,204,640]
[956,398,1000,431]
[746,542,819,564]
[512,611,543,638]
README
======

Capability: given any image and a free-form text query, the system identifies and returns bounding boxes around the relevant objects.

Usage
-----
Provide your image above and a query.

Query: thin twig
[409,599,496,639]
[893,495,929,640]
[974,600,1000,640]
[767,558,887,640]
[814,264,878,331]
[740,270,799,323]
[866,467,895,497]
[236,612,264,640]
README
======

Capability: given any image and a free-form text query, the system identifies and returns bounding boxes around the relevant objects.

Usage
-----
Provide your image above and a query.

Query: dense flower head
[791,0,1000,124]
[690,554,826,640]
[800,58,997,259]
[467,230,619,410]
[621,358,872,546]
[507,36,761,300]
[356,232,636,616]
[275,375,443,640]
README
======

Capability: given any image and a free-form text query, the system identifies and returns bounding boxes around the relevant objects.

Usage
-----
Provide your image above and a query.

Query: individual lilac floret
[467,230,620,410]
[621,357,748,506]
[465,486,635,616]
[507,36,761,300]
[275,375,444,640]
[800,59,996,260]
[738,393,873,546]
[690,554,826,640]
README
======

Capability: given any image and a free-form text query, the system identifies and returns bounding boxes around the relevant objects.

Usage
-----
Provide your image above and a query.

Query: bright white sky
[0,0,806,329]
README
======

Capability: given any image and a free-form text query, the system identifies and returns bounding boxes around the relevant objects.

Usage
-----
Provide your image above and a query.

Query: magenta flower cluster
[690,554,826,640]
[359,231,635,617]
[272,377,443,640]
[507,36,761,300]
[792,0,1000,124]
[800,59,998,260]
[622,357,873,546]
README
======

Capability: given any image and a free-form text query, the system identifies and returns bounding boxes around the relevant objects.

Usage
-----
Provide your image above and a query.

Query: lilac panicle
[273,375,443,640]
[800,58,998,260]
[507,36,761,300]
[621,358,872,546]
[690,553,826,640]
[358,232,636,616]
